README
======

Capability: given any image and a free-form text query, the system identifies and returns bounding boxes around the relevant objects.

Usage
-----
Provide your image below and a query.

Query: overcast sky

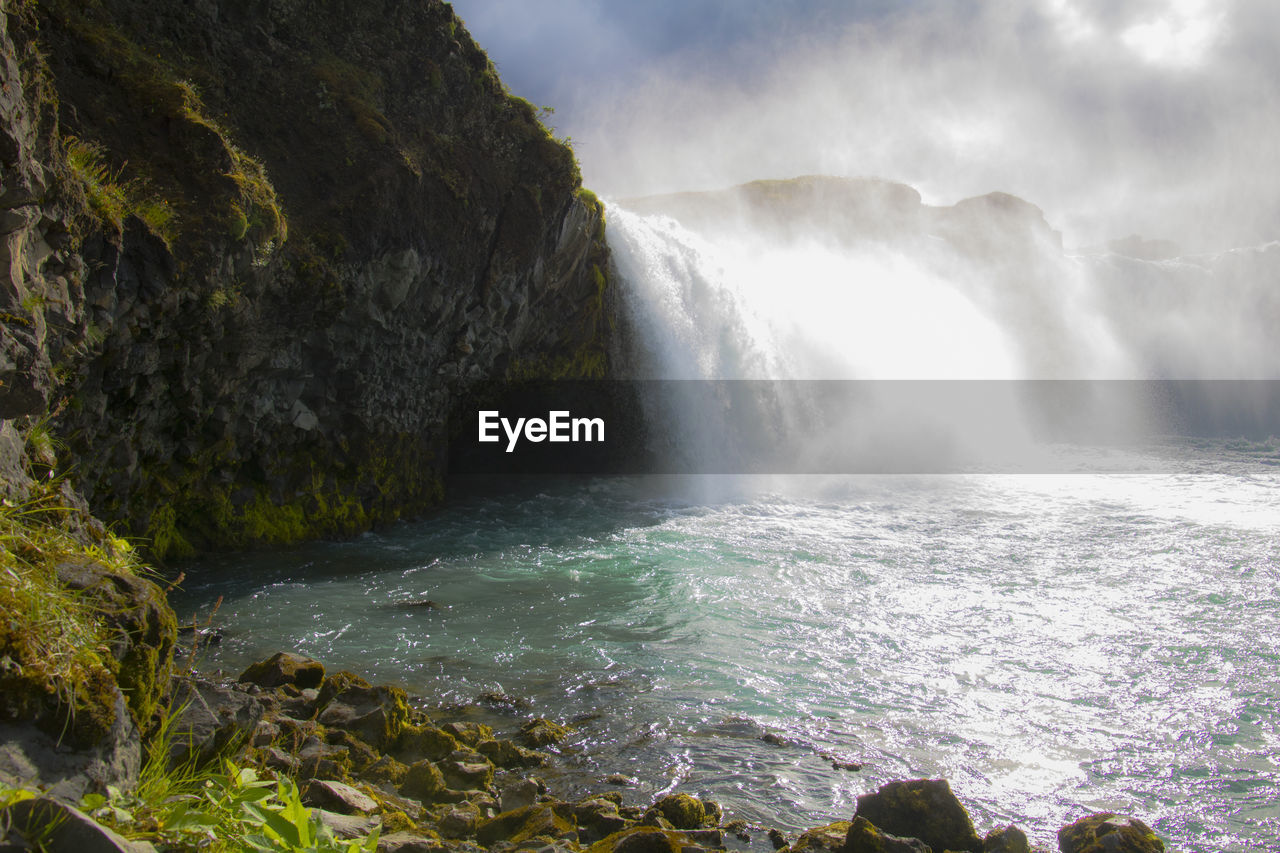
[449,0,1280,250]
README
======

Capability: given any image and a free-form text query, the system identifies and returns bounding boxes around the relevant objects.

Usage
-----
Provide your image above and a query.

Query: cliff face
[1,0,613,557]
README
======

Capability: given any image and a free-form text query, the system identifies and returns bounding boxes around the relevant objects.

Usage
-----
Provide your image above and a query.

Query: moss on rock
[1058,813,1165,853]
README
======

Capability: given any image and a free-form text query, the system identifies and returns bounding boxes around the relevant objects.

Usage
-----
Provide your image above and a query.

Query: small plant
[81,752,381,852]
[62,136,179,248]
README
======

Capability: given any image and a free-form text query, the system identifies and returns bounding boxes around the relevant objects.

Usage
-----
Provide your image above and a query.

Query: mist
[453,0,1280,252]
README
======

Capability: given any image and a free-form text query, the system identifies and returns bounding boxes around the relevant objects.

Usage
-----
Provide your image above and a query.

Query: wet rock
[724,819,751,843]
[783,821,851,853]
[574,797,631,842]
[983,824,1030,853]
[1058,814,1164,853]
[440,721,494,747]
[304,779,379,815]
[654,793,706,830]
[685,829,725,847]
[478,738,546,768]
[477,803,576,847]
[605,773,637,786]
[853,779,982,853]
[478,690,533,711]
[519,718,569,748]
[769,829,789,849]
[842,816,929,853]
[2,796,157,852]
[590,826,685,853]
[238,651,325,690]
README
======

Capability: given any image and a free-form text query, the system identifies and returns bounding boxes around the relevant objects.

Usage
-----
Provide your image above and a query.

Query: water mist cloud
[454,0,1280,251]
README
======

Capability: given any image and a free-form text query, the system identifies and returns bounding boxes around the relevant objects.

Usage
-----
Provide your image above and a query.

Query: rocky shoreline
[3,649,1165,853]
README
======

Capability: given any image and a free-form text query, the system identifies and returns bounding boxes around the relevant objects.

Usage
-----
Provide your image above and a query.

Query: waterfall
[603,183,1280,471]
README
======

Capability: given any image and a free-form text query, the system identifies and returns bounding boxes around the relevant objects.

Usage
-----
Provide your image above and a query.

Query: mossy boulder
[1058,814,1164,853]
[238,651,325,690]
[439,721,493,747]
[654,793,706,830]
[518,717,569,747]
[983,824,1030,853]
[315,681,410,750]
[852,779,982,853]
[359,754,410,787]
[393,723,460,763]
[587,826,688,853]
[784,821,852,853]
[439,755,494,792]
[842,816,929,853]
[399,759,447,802]
[476,736,545,768]
[53,558,177,728]
[476,803,577,847]
[315,670,373,709]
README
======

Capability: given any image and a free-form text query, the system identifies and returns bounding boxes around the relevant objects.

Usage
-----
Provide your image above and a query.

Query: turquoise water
[176,452,1280,852]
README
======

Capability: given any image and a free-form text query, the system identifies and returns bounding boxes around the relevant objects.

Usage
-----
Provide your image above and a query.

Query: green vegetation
[0,480,137,746]
[63,136,178,248]
[79,756,380,852]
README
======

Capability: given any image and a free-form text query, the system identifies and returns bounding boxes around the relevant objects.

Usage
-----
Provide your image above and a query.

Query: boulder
[393,725,460,764]
[477,737,545,768]
[852,779,981,853]
[438,801,482,838]
[360,754,410,787]
[378,831,448,853]
[652,793,707,830]
[53,559,177,728]
[316,808,381,840]
[439,721,493,747]
[1058,814,1164,853]
[783,821,852,853]
[518,718,569,748]
[983,824,1030,853]
[2,795,157,852]
[303,779,379,815]
[476,803,576,847]
[500,778,541,812]
[586,826,685,853]
[316,682,410,751]
[165,677,264,769]
[842,816,929,853]
[238,652,325,690]
[400,759,447,802]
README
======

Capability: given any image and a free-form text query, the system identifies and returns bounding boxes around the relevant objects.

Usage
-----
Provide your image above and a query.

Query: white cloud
[457,0,1280,250]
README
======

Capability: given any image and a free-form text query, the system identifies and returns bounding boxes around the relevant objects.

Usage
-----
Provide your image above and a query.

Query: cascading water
[178,186,1280,853]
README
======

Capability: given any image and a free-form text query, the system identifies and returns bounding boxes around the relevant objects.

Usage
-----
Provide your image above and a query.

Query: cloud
[454,0,1280,250]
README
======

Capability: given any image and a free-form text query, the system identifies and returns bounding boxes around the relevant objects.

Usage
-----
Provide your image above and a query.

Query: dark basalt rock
[238,651,325,691]
[843,816,930,853]
[851,779,982,853]
[983,824,1031,853]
